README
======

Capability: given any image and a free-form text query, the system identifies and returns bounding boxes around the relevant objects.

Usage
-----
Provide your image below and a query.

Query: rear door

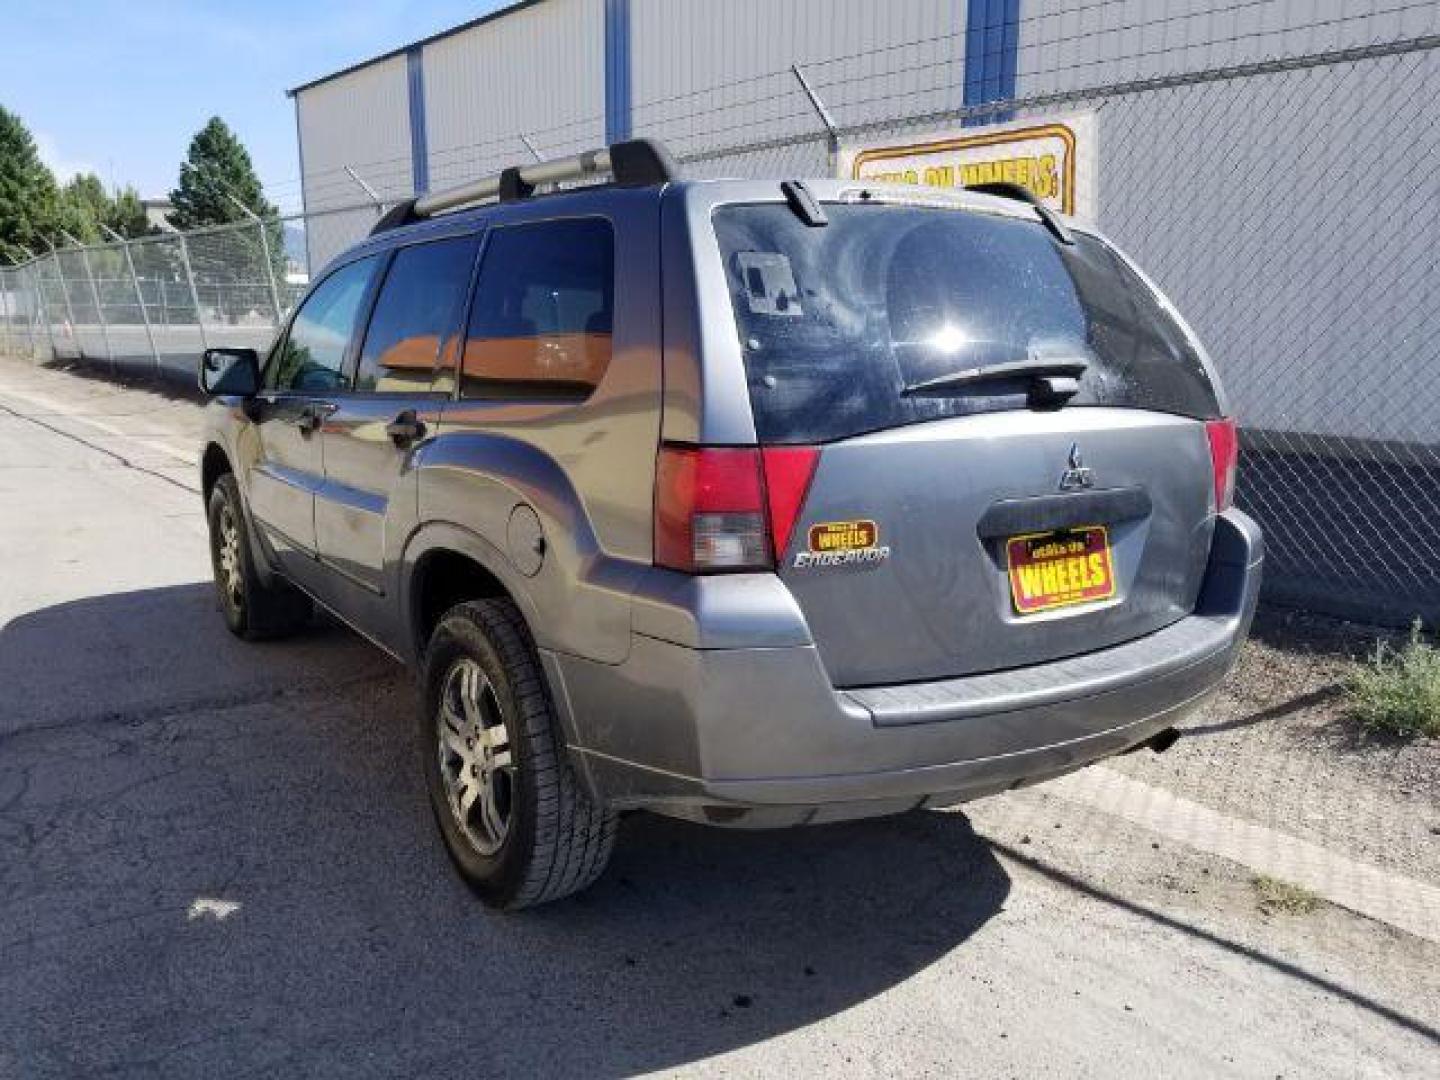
[713,200,1224,688]
[249,255,380,571]
[315,232,481,594]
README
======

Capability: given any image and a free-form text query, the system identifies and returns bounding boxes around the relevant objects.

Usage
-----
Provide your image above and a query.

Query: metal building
[287,0,1440,621]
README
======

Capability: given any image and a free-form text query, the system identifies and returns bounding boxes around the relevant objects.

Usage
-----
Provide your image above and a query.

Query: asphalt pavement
[1,357,1435,1078]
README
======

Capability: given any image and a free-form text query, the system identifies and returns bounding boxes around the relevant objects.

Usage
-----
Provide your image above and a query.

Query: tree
[168,117,284,323]
[57,172,108,244]
[106,187,151,239]
[0,104,61,261]
[168,116,276,230]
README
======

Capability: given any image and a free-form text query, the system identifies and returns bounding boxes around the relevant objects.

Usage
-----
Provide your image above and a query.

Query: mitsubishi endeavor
[197,139,1262,909]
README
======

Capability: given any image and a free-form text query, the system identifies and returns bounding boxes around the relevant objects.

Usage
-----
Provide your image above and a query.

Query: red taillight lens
[1205,418,1239,512]
[654,444,819,573]
[761,446,820,562]
[655,446,768,571]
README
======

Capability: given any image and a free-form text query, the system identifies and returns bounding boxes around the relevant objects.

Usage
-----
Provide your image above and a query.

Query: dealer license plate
[1006,525,1116,614]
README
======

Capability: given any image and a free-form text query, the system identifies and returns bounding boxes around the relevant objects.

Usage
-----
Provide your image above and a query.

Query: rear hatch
[713,196,1225,688]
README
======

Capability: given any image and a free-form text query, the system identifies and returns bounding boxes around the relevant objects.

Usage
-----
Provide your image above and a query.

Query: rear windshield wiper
[901,357,1089,397]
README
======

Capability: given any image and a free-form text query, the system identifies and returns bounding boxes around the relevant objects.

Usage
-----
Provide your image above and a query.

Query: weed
[1251,875,1321,916]
[1345,620,1440,738]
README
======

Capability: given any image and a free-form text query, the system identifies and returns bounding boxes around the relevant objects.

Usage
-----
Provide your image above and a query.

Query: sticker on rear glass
[794,519,891,569]
[735,252,803,317]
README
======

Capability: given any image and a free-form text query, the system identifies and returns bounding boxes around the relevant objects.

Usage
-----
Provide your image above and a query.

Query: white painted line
[0,383,197,466]
[1047,764,1440,944]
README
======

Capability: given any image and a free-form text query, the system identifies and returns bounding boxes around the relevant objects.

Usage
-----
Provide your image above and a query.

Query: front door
[247,393,326,567]
[247,254,382,574]
[315,232,481,596]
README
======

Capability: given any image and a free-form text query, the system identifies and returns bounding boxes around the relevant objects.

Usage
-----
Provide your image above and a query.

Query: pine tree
[106,187,151,239]
[0,104,61,261]
[167,117,275,230]
[168,117,284,322]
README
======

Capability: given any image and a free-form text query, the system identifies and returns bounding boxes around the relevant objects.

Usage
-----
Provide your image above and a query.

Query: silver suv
[198,140,1262,909]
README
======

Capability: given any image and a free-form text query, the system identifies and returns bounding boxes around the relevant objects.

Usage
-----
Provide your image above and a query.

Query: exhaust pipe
[1124,726,1181,755]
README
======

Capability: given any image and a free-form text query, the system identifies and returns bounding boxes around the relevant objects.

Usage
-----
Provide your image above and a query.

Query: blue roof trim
[407,46,430,194]
[963,0,1019,127]
[604,0,632,144]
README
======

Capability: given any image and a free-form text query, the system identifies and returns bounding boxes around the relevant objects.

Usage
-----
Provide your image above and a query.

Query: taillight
[761,446,820,562]
[1205,418,1239,512]
[654,444,819,573]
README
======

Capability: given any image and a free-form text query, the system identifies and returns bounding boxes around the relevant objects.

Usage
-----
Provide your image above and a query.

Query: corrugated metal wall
[629,0,968,158]
[423,0,606,191]
[1008,0,1440,442]
[1017,0,1436,95]
[295,55,412,270]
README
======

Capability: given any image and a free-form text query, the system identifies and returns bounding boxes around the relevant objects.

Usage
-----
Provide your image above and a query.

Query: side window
[353,234,480,393]
[267,255,380,392]
[461,218,614,400]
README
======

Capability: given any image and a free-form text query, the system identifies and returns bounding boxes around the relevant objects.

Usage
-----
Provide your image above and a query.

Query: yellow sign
[842,113,1096,218]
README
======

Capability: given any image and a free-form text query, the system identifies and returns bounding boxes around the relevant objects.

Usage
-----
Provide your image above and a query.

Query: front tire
[207,474,312,640]
[420,598,617,909]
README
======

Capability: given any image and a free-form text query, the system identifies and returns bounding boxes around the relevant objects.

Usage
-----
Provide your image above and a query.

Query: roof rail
[371,137,679,235]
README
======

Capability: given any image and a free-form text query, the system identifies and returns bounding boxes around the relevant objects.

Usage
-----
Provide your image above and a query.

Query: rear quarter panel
[413,189,665,665]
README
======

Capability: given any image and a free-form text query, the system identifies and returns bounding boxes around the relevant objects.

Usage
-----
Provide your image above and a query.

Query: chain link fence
[2,24,1437,623]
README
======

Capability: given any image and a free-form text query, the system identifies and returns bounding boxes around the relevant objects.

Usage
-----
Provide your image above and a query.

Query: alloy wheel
[436,658,515,856]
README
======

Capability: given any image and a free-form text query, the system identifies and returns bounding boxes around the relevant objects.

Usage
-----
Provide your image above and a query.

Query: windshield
[713,202,1221,444]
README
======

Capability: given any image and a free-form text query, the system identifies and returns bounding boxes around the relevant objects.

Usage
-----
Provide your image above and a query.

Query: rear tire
[420,598,617,910]
[207,473,312,640]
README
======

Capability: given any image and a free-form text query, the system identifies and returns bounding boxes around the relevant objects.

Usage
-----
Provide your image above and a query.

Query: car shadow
[40,355,206,404]
[0,583,1010,1077]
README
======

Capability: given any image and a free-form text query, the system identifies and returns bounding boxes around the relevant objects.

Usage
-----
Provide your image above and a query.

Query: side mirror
[199,348,261,397]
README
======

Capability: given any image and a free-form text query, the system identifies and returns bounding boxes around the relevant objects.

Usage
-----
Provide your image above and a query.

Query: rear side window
[267,255,380,392]
[354,235,480,393]
[460,218,614,400]
[713,203,1220,443]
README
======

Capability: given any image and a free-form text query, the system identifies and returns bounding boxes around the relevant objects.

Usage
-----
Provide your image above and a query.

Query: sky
[0,1,509,214]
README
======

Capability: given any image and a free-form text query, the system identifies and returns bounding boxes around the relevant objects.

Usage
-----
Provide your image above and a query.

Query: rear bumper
[545,509,1263,825]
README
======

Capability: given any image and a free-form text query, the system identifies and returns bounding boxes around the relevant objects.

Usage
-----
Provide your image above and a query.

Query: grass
[1251,875,1321,916]
[1344,620,1440,739]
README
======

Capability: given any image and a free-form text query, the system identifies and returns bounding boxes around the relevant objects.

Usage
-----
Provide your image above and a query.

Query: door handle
[385,409,427,446]
[292,402,335,436]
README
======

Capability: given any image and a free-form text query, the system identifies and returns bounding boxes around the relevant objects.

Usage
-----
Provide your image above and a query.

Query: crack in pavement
[0,402,198,495]
[0,672,398,746]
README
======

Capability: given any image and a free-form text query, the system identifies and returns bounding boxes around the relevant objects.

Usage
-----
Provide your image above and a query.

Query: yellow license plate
[1006,525,1116,614]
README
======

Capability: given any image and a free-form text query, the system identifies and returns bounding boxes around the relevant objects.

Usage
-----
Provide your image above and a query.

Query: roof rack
[371,137,679,235]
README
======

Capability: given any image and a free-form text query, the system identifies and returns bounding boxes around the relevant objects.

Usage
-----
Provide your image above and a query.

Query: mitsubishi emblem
[1059,442,1094,491]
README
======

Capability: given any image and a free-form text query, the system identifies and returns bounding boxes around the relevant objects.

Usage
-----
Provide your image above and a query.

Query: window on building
[267,255,380,392]
[354,234,480,393]
[460,219,614,400]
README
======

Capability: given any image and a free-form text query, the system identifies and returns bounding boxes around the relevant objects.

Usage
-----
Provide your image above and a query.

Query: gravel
[1109,605,1440,883]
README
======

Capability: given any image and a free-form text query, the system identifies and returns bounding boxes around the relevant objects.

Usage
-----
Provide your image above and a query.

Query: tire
[207,473,312,640]
[420,598,617,910]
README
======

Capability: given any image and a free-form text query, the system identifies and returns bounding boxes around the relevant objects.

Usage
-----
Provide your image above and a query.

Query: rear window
[713,202,1220,444]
